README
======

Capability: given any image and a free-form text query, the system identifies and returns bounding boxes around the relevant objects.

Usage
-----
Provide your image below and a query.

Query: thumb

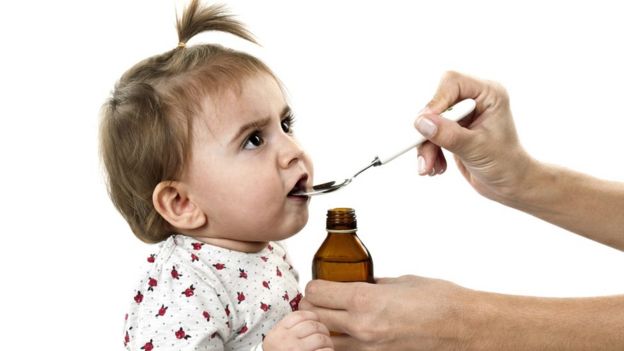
[414,112,475,155]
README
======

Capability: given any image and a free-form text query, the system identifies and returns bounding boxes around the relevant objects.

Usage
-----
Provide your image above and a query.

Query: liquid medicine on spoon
[312,208,374,283]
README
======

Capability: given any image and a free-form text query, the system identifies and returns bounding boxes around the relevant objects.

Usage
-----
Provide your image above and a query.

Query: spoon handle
[375,98,476,165]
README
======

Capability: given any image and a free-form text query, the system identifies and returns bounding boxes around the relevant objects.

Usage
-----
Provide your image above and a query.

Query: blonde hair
[100,0,275,243]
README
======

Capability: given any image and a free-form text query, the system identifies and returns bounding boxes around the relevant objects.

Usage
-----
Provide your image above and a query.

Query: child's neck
[192,236,268,253]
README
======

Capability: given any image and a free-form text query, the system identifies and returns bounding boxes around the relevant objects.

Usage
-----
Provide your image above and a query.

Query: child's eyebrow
[231,117,271,144]
[230,106,292,144]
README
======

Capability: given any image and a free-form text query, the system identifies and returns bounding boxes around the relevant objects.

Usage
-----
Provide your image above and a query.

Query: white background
[1,0,623,349]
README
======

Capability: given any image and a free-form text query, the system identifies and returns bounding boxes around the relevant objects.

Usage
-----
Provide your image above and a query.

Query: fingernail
[438,167,446,175]
[429,168,436,176]
[417,155,426,175]
[415,116,437,138]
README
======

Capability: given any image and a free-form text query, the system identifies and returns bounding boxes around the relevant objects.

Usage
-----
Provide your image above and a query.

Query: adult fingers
[299,298,351,335]
[332,335,368,351]
[415,112,477,156]
[305,280,368,310]
[414,71,485,157]
[433,147,447,175]
[417,141,440,175]
[423,71,485,114]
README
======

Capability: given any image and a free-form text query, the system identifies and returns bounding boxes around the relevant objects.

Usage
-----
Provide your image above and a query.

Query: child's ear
[152,181,206,230]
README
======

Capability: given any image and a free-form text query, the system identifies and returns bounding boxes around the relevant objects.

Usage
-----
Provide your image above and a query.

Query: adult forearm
[466,291,624,350]
[503,159,624,250]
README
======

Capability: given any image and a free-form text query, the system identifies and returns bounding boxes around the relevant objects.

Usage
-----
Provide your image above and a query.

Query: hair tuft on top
[176,0,258,47]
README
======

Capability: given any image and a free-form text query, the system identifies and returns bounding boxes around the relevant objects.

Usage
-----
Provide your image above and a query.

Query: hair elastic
[177,42,186,48]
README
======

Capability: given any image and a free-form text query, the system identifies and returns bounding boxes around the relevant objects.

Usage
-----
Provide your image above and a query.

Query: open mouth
[287,174,310,199]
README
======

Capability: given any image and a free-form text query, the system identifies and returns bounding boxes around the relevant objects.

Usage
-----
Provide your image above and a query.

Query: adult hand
[415,71,624,249]
[415,71,533,205]
[302,276,624,351]
[300,275,476,351]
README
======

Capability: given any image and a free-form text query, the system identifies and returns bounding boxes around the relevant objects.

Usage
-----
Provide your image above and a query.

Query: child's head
[100,0,313,247]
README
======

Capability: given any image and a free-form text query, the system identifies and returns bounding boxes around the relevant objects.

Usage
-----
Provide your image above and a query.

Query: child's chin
[278,218,309,240]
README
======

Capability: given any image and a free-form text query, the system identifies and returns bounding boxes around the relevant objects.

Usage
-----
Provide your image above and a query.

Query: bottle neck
[327,229,357,234]
[326,207,357,232]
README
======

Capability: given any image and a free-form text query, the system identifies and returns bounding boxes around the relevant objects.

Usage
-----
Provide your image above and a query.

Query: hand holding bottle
[300,275,472,350]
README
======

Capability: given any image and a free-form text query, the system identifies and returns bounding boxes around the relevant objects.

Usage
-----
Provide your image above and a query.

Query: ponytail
[176,0,257,49]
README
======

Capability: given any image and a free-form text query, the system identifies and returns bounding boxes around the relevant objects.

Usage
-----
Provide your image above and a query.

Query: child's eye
[281,114,295,134]
[243,132,264,150]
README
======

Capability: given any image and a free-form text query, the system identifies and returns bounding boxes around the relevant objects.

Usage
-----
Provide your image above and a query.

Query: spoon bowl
[296,178,353,196]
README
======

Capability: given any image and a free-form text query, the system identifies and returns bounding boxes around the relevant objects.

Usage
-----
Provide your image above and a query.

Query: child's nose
[277,136,305,169]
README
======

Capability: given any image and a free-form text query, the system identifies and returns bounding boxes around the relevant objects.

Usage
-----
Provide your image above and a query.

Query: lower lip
[287,194,310,201]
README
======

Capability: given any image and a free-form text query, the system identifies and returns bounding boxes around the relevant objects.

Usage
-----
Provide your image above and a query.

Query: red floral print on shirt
[260,302,271,312]
[289,293,303,311]
[192,242,204,250]
[237,324,248,335]
[175,327,192,340]
[182,285,195,297]
[140,339,154,351]
[155,304,168,317]
[147,277,157,292]
[134,291,143,304]
[171,266,182,279]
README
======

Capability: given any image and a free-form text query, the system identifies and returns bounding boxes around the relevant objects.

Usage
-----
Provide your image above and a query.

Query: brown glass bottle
[312,208,374,283]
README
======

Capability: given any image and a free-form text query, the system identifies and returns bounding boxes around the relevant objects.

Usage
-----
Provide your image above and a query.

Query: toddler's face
[182,72,313,244]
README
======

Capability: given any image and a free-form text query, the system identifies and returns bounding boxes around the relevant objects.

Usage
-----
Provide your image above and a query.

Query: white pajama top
[123,235,302,351]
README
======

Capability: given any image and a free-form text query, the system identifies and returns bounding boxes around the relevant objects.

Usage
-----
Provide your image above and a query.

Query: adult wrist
[456,289,496,351]
[461,290,532,351]
[496,152,547,211]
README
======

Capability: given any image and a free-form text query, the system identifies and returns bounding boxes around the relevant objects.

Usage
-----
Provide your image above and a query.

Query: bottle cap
[326,208,357,231]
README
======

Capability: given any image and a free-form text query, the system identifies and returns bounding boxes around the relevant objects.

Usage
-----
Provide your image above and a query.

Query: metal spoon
[292,98,476,196]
